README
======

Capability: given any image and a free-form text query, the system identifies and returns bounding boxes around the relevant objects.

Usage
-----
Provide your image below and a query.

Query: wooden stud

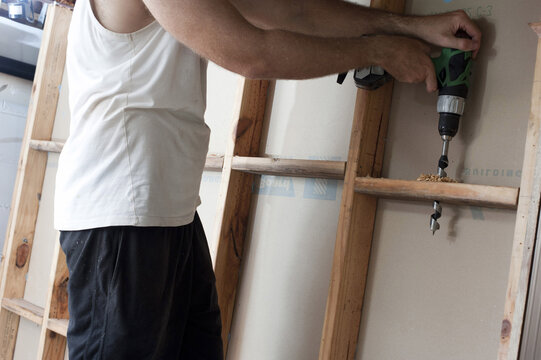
[319,2,404,358]
[212,78,269,355]
[354,177,518,209]
[0,6,71,359]
[498,23,541,360]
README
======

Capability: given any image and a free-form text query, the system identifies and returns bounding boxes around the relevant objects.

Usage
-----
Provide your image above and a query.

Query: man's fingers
[425,63,437,92]
[454,11,482,57]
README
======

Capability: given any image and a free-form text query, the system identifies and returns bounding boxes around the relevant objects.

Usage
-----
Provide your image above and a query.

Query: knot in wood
[501,319,511,338]
[15,243,30,268]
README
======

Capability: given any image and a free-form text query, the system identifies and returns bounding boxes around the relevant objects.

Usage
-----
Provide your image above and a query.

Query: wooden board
[498,24,541,360]
[319,2,404,358]
[212,78,270,355]
[354,177,518,209]
[232,156,346,179]
[1,298,43,326]
[0,5,71,359]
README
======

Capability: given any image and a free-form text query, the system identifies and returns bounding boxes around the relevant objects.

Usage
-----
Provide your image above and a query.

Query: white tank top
[54,0,210,230]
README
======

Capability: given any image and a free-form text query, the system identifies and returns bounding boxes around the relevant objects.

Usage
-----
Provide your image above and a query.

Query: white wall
[0,73,31,261]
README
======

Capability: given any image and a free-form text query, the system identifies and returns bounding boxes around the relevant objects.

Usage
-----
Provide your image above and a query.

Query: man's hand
[374,35,438,92]
[400,10,482,58]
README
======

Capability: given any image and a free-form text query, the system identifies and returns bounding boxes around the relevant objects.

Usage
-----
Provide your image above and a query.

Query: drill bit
[430,135,451,235]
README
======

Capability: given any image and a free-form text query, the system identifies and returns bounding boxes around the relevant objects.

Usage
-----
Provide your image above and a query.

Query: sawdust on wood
[417,173,458,183]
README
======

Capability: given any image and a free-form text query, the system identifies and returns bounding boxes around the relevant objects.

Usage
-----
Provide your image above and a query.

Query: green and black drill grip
[432,30,473,137]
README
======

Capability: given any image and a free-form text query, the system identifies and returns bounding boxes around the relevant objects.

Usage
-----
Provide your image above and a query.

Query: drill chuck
[437,95,466,137]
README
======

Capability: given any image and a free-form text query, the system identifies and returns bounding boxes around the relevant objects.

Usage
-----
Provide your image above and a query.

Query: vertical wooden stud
[499,23,541,360]
[212,78,270,355]
[319,1,404,359]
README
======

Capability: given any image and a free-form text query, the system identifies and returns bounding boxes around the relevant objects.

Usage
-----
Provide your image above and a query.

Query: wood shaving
[417,173,458,183]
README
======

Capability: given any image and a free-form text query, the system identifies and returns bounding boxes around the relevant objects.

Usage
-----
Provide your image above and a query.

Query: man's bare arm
[141,0,437,90]
[230,0,481,57]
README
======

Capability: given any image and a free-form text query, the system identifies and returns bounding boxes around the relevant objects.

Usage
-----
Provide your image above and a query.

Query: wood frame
[1,3,541,360]
[499,23,541,360]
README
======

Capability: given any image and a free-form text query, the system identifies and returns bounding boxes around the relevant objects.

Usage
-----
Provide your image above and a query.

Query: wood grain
[29,139,65,153]
[354,177,518,209]
[212,78,269,356]
[231,156,346,179]
[0,6,71,360]
[1,298,44,326]
[320,80,397,359]
[319,2,404,357]
[498,27,541,360]
[46,319,68,337]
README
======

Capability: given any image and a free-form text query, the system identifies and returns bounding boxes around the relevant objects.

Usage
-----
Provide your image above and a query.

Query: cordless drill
[430,35,473,234]
[337,32,473,235]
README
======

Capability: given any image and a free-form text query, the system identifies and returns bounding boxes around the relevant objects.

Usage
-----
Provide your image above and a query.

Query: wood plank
[498,27,541,360]
[47,319,68,338]
[319,2,404,358]
[29,139,64,153]
[205,154,225,172]
[1,298,43,326]
[37,240,69,360]
[231,156,346,179]
[0,6,71,360]
[212,78,269,355]
[354,177,518,209]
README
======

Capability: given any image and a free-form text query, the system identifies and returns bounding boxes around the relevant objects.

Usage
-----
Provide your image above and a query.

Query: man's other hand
[409,10,482,58]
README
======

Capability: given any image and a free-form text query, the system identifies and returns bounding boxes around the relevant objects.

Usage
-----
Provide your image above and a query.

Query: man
[54,0,481,359]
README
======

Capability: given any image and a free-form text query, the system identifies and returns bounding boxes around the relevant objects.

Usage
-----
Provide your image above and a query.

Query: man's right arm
[141,0,437,91]
[230,0,481,58]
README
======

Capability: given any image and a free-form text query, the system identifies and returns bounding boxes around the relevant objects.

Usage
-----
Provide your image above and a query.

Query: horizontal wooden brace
[231,156,346,179]
[46,318,68,337]
[1,298,43,326]
[29,140,64,153]
[354,177,519,209]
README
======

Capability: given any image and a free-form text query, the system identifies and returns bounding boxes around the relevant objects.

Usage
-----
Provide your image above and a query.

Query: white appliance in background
[0,7,43,65]
[0,73,32,258]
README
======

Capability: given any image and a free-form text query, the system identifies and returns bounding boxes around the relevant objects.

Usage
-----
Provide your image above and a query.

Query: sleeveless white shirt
[54,0,210,230]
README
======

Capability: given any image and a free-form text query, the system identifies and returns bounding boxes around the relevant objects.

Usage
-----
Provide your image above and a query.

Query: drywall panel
[0,73,31,260]
[356,1,541,360]
[12,318,40,360]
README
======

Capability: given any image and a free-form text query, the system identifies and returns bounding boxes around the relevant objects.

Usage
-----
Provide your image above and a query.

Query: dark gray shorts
[60,213,223,359]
